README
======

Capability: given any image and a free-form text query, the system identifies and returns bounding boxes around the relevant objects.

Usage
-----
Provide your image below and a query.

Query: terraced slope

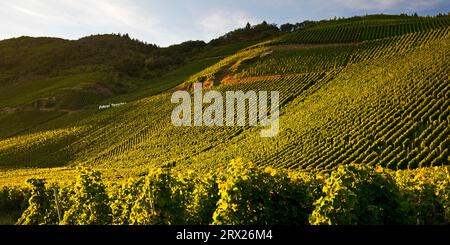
[277,15,450,44]
[0,16,448,186]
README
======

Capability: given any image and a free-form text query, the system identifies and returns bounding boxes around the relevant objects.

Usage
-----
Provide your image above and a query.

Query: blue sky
[0,0,448,46]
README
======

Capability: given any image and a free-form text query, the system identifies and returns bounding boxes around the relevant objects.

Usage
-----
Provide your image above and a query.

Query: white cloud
[330,0,441,10]
[197,10,258,41]
[0,0,447,46]
[0,0,183,46]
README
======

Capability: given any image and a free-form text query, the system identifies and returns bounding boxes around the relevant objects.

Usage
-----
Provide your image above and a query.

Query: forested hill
[0,21,283,112]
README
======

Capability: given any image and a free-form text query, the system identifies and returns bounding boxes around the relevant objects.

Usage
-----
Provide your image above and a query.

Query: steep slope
[0,15,448,186]
[277,15,450,44]
[0,35,155,110]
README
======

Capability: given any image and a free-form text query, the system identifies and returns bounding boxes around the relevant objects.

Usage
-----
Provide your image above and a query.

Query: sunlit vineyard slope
[0,15,448,186]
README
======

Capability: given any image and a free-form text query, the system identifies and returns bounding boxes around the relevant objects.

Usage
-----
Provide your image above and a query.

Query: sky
[0,0,448,47]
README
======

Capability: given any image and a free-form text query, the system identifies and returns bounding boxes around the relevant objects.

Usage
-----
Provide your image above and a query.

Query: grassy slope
[0,35,153,111]
[0,16,449,186]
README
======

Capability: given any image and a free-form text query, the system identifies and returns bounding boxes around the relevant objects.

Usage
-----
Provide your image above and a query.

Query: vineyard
[0,15,449,224]
[2,162,449,225]
[277,16,450,44]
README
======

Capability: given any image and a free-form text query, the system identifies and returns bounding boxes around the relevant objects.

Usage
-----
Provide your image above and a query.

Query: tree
[280,23,295,32]
[294,21,317,31]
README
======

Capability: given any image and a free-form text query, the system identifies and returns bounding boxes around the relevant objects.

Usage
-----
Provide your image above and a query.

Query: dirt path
[271,43,357,51]
[221,75,282,85]
[221,72,320,85]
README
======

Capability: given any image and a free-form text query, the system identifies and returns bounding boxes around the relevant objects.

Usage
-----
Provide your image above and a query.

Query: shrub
[129,167,190,225]
[17,179,58,225]
[309,164,405,225]
[110,177,145,225]
[0,186,30,224]
[185,172,219,225]
[395,166,449,224]
[61,170,112,225]
[212,159,315,225]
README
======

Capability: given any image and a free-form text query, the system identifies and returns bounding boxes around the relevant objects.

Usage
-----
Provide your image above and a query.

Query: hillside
[0,37,262,114]
[0,14,449,188]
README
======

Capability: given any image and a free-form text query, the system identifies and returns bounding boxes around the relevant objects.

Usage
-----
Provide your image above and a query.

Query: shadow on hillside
[0,127,85,169]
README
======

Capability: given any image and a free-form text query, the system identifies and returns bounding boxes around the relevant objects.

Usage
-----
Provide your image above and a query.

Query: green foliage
[0,34,219,110]
[129,167,190,225]
[0,16,449,183]
[237,45,354,77]
[61,170,112,225]
[110,177,145,225]
[212,159,316,225]
[279,16,450,44]
[186,172,219,225]
[209,21,280,46]
[0,186,30,224]
[16,179,58,225]
[6,162,450,225]
[395,167,450,224]
[0,15,449,226]
[309,164,404,225]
